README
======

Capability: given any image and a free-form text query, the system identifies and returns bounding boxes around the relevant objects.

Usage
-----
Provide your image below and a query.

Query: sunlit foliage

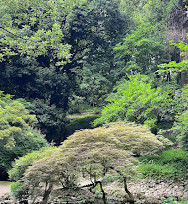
[94,74,174,133]
[0,92,47,174]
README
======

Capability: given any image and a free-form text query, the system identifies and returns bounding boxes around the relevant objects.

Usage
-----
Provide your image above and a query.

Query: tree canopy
[0,0,130,142]
[10,122,167,204]
[95,75,175,133]
[0,91,48,179]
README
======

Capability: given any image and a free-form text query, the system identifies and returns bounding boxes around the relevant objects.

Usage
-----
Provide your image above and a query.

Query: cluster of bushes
[0,90,101,180]
[0,92,48,180]
[138,149,188,180]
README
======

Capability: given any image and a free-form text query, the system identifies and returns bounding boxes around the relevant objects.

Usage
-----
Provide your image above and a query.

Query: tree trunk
[122,177,134,204]
[41,183,53,204]
[181,70,188,87]
[109,167,134,204]
[98,181,107,204]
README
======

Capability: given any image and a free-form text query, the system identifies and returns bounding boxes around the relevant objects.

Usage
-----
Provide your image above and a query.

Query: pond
[0,181,11,197]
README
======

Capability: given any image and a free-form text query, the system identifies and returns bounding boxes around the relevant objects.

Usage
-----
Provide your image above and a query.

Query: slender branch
[109,166,134,204]
[97,181,107,204]
[80,181,107,204]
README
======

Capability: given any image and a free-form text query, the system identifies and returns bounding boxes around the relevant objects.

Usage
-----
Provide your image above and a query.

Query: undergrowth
[138,149,188,180]
[162,197,188,204]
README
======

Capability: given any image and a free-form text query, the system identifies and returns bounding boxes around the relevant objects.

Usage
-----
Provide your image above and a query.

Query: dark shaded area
[65,115,100,138]
[0,168,9,181]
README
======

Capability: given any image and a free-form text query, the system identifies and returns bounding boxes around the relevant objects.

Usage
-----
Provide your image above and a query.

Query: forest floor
[0,182,11,197]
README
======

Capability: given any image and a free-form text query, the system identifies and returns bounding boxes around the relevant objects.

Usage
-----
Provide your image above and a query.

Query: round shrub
[66,115,100,136]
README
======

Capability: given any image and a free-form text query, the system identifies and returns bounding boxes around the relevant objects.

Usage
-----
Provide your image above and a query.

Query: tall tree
[114,0,180,76]
[0,0,86,143]
[67,0,130,107]
[0,0,130,142]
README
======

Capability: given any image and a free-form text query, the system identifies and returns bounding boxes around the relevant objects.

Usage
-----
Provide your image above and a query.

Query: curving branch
[109,166,134,204]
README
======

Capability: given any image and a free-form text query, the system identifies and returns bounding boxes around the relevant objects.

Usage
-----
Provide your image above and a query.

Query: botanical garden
[0,0,188,203]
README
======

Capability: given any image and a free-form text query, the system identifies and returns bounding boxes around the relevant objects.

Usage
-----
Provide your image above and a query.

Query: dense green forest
[0,0,188,203]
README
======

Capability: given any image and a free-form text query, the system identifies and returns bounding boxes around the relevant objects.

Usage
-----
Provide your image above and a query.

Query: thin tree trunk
[122,177,134,204]
[98,181,107,204]
[180,49,188,87]
[41,183,53,204]
[181,70,188,87]
[81,180,107,204]
[109,167,134,204]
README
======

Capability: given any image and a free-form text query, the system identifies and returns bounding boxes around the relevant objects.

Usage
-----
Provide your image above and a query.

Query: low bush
[138,149,188,180]
[66,115,100,136]
[0,92,48,178]
[9,146,57,200]
[138,163,180,180]
[9,146,57,182]
[162,197,188,204]
[10,182,22,199]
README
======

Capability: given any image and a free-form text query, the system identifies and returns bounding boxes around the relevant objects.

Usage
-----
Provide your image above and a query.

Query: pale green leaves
[158,61,188,73]
[0,92,38,149]
[95,74,170,130]
[9,122,165,202]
